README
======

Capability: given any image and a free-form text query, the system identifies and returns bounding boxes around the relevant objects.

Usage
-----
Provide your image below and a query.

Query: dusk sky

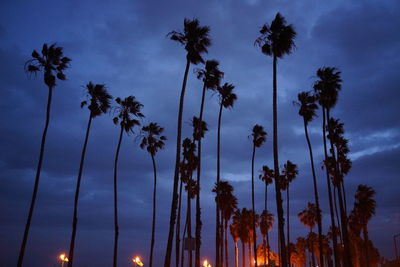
[1,0,399,266]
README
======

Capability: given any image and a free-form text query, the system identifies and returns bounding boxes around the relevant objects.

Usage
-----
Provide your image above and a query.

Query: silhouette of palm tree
[229,222,240,267]
[353,185,376,267]
[255,14,296,266]
[250,124,267,267]
[281,160,298,267]
[18,43,70,267]
[298,202,319,267]
[112,96,144,267]
[140,123,166,267]
[294,91,325,266]
[68,82,112,267]
[314,67,353,267]
[215,82,236,267]
[233,208,250,267]
[260,210,274,266]
[166,19,211,267]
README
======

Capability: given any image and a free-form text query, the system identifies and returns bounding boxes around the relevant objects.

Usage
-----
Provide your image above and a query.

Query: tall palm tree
[67,82,112,267]
[250,124,267,267]
[281,160,298,267]
[194,59,223,267]
[255,14,296,266]
[353,185,376,267]
[185,178,198,267]
[233,208,250,267]
[215,82,236,267]
[18,44,70,267]
[298,202,319,267]
[260,210,275,266]
[295,91,324,267]
[314,67,352,267]
[112,96,144,267]
[140,123,167,267]
[166,19,211,267]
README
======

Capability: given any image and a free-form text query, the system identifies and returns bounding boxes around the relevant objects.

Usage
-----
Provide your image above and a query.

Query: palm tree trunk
[149,154,158,267]
[251,144,258,267]
[242,242,246,267]
[263,237,267,266]
[362,224,370,267]
[341,180,347,215]
[113,127,124,267]
[249,243,252,267]
[310,230,315,267]
[165,59,191,267]
[321,107,339,267]
[220,210,224,266]
[188,190,193,267]
[287,187,291,267]
[234,241,239,267]
[333,187,342,243]
[181,209,188,267]
[272,54,287,267]
[303,120,324,267]
[17,85,53,267]
[176,179,184,267]
[326,110,352,267]
[67,113,93,267]
[267,231,271,267]
[216,102,223,267]
[195,83,207,267]
[225,220,229,267]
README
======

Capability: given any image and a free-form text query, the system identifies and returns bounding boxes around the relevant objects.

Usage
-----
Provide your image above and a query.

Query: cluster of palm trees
[16,12,380,267]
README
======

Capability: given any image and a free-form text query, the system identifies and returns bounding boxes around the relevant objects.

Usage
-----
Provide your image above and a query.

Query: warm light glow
[203,259,211,267]
[59,253,69,262]
[132,256,143,266]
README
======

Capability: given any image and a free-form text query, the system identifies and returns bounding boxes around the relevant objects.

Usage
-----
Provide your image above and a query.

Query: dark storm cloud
[1,0,399,266]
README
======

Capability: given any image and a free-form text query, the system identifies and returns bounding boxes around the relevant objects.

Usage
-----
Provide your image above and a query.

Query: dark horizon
[1,0,400,266]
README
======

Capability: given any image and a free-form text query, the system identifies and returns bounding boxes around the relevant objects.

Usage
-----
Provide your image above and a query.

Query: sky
[0,0,399,266]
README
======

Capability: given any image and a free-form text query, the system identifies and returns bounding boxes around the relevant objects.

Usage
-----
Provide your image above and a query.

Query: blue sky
[1,0,399,266]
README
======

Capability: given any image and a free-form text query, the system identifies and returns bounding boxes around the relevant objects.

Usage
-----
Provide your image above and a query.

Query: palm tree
[233,208,250,267]
[260,210,275,266]
[295,91,325,267]
[230,222,240,267]
[180,138,198,267]
[222,191,238,267]
[298,202,319,267]
[166,19,211,267]
[255,14,296,266]
[314,67,352,267]
[215,82,236,267]
[250,125,267,267]
[353,185,376,267]
[281,160,298,266]
[194,59,223,267]
[67,82,112,267]
[140,123,167,267]
[259,165,274,215]
[18,44,70,267]
[112,96,144,267]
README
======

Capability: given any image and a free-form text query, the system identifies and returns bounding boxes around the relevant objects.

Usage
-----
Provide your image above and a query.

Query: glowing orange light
[132,256,143,266]
[59,253,69,262]
[203,259,211,267]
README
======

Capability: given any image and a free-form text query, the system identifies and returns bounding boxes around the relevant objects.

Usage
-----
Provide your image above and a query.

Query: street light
[59,253,69,267]
[132,256,144,266]
[203,259,211,267]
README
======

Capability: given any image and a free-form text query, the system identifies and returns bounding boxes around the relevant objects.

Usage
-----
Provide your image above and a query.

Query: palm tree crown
[168,18,211,64]
[196,59,224,90]
[255,13,296,58]
[251,124,267,148]
[140,123,167,156]
[81,82,113,118]
[218,83,237,108]
[354,185,376,223]
[313,67,342,110]
[259,165,274,185]
[296,91,318,123]
[298,202,319,231]
[192,116,208,141]
[25,43,71,87]
[113,96,144,132]
[260,210,274,237]
[281,160,299,189]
